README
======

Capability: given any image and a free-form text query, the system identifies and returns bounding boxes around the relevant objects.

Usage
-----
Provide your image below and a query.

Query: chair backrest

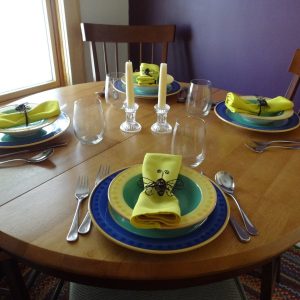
[80,23,176,81]
[285,48,300,100]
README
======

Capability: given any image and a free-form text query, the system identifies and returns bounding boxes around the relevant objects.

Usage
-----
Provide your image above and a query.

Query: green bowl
[108,165,217,230]
[107,165,218,238]
[109,173,206,239]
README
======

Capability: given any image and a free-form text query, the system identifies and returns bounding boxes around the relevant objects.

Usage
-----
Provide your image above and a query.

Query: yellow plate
[108,165,217,229]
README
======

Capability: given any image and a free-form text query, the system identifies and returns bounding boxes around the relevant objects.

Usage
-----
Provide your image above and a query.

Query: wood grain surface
[0,82,300,288]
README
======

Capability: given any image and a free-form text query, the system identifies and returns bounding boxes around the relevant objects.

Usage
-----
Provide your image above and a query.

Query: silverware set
[0,148,54,165]
[0,142,67,167]
[0,141,67,166]
[66,176,90,242]
[66,165,110,242]
[245,140,300,153]
[0,141,67,159]
[215,171,258,243]
[78,165,110,235]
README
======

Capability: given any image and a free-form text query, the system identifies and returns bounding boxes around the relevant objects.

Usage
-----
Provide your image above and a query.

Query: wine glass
[73,95,105,145]
[105,72,126,109]
[171,116,206,168]
[186,79,212,117]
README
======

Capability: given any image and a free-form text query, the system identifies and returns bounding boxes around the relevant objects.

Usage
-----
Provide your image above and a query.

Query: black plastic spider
[144,68,151,76]
[138,169,184,197]
[15,103,30,126]
[256,96,268,116]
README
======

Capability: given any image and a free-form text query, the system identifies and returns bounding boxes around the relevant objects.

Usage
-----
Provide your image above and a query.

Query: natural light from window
[0,0,55,95]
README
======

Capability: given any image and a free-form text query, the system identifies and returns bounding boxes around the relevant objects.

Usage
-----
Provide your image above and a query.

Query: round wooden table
[1,82,300,300]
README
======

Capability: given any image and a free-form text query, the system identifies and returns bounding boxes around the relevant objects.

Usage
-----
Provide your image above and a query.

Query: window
[0,0,64,102]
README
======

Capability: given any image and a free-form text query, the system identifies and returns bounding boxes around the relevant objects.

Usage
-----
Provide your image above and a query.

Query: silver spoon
[0,148,54,165]
[215,171,258,236]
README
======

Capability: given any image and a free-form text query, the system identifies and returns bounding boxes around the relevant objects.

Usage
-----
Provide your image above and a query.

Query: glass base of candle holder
[151,104,172,134]
[120,103,142,133]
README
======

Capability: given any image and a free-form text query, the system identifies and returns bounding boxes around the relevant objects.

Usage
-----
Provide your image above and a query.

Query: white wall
[80,0,129,81]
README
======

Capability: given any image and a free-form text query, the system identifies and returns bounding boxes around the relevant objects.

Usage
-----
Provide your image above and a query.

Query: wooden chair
[261,50,300,297]
[285,48,300,100]
[80,23,176,81]
[0,251,29,299]
[0,250,64,300]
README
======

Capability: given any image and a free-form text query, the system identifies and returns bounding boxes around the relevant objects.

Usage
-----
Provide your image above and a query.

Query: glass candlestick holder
[120,102,142,133]
[151,104,172,134]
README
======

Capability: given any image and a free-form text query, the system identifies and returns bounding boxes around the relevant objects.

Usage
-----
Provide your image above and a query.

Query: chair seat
[69,278,247,300]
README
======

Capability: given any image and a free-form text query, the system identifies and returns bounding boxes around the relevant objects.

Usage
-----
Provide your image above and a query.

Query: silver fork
[66,176,89,242]
[78,165,110,234]
[245,143,300,153]
[251,140,300,147]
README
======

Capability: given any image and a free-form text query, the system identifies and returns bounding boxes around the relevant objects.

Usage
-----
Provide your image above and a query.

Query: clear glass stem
[151,104,172,134]
[120,103,142,133]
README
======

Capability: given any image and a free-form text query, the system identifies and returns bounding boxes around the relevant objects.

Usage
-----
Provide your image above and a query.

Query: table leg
[0,252,30,300]
[260,256,281,300]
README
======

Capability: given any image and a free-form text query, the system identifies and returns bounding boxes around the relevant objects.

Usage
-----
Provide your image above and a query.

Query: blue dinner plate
[0,112,70,149]
[89,170,230,254]
[114,80,181,98]
[214,101,300,133]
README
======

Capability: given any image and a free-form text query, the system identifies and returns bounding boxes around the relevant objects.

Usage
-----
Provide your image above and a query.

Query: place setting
[214,93,300,133]
[0,100,70,149]
[88,152,231,254]
[0,100,70,165]
[112,62,182,99]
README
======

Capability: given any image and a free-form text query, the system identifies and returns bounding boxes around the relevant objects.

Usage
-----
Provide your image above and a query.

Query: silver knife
[0,142,68,158]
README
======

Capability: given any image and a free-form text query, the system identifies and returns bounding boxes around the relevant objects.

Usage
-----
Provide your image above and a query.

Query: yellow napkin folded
[137,63,160,85]
[0,100,61,129]
[130,153,182,229]
[225,92,294,115]
[136,75,156,85]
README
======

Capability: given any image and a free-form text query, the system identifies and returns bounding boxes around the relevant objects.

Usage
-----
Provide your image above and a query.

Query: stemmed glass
[105,72,126,109]
[171,116,206,168]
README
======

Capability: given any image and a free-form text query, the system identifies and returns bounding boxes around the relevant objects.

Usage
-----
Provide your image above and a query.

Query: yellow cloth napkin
[136,75,156,85]
[0,100,61,129]
[137,63,160,85]
[130,153,182,229]
[225,92,294,115]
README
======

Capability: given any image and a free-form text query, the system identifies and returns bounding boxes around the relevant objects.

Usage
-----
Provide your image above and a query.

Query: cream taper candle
[157,63,167,109]
[125,61,135,107]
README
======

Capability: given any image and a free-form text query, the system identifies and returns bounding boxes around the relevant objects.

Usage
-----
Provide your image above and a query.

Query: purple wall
[129,0,300,106]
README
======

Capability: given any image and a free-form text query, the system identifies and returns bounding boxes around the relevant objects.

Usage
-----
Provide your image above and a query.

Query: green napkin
[130,153,182,229]
[0,100,61,129]
[225,92,294,115]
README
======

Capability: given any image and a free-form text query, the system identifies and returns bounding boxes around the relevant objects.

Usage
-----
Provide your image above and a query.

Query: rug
[1,246,300,300]
[240,246,300,300]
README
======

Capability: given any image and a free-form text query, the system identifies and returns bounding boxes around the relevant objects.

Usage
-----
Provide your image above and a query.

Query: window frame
[0,0,65,103]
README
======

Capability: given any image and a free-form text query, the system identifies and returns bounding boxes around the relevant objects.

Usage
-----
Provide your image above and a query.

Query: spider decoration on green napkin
[138,169,184,197]
[15,103,30,126]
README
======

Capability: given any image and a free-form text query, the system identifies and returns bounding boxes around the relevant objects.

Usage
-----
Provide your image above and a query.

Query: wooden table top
[1,81,300,287]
